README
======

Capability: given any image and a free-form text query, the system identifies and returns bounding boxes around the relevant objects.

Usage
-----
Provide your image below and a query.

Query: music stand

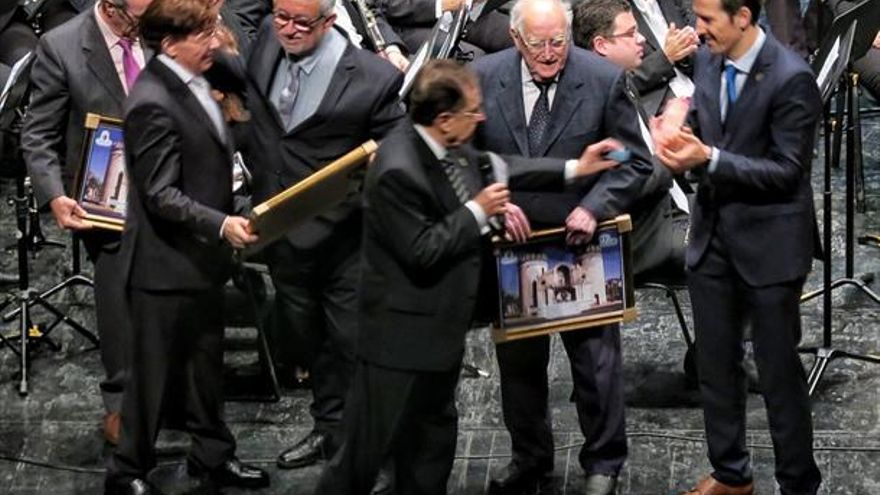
[0,53,98,396]
[799,0,880,396]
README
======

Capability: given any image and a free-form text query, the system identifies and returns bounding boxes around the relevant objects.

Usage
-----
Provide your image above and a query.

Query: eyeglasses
[273,10,326,32]
[606,27,639,40]
[192,23,220,42]
[516,31,569,52]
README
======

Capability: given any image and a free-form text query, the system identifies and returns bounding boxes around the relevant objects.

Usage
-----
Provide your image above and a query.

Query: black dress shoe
[277,430,331,469]
[105,476,162,495]
[187,457,270,489]
[488,462,551,494]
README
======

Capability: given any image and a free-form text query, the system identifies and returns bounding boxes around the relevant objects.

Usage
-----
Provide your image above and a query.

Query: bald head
[509,0,571,82]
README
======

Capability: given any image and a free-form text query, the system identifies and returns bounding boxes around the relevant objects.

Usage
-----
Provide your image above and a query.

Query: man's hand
[473,182,509,217]
[655,126,711,173]
[565,206,597,245]
[574,138,624,177]
[663,23,699,63]
[379,46,410,72]
[222,216,258,249]
[442,0,465,11]
[873,31,880,49]
[49,195,92,231]
[504,203,531,243]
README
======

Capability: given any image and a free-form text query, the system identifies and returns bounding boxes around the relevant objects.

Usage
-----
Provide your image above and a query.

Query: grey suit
[21,8,141,413]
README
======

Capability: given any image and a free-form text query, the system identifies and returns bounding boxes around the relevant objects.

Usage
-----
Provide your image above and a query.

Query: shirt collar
[413,124,447,160]
[727,27,765,75]
[520,58,558,87]
[287,28,346,76]
[94,2,125,49]
[157,53,201,87]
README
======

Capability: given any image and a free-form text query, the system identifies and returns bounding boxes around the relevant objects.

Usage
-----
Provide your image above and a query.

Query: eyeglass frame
[603,26,640,40]
[514,30,570,53]
[272,10,328,32]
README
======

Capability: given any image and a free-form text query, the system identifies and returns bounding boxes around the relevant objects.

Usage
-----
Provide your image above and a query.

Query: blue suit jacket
[687,33,822,287]
[472,47,655,228]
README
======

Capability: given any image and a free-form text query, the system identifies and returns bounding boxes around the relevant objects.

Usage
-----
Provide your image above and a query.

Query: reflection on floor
[0,117,878,494]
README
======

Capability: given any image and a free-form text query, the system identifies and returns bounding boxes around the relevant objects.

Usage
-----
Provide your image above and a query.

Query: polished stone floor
[0,114,878,494]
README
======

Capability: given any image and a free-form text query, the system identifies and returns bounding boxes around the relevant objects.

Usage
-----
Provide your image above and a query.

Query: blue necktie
[724,62,738,107]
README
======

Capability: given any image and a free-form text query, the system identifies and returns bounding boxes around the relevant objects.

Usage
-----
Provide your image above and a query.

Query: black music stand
[800,0,880,396]
[0,53,98,396]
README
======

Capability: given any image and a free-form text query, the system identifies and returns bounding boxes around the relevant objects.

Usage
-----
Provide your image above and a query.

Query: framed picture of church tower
[75,113,128,231]
[492,215,636,343]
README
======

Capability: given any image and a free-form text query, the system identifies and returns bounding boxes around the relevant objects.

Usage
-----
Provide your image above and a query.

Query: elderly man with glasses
[471,0,656,493]
[241,0,405,473]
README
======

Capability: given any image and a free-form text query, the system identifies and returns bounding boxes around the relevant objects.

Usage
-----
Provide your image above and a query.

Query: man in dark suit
[243,0,405,470]
[653,0,823,493]
[229,0,410,70]
[104,1,269,494]
[0,0,88,69]
[21,0,151,446]
[315,59,623,495]
[471,1,657,493]
[378,0,513,57]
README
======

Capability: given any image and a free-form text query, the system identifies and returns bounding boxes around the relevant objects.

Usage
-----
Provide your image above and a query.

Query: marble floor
[0,115,878,495]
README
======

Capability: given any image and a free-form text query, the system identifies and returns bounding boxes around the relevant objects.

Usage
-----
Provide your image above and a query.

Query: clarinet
[353,0,388,53]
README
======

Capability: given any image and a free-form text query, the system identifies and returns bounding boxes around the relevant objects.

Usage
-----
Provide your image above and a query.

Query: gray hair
[509,0,572,34]
[274,0,336,17]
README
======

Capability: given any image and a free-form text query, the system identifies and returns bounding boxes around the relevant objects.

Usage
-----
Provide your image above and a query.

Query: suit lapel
[288,44,356,134]
[83,12,126,107]
[249,33,287,130]
[697,52,723,143]
[537,66,584,156]
[497,55,529,156]
[407,127,463,214]
[725,36,775,134]
[152,60,229,151]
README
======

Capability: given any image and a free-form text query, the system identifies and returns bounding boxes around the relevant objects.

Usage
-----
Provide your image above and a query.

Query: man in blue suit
[472,0,658,493]
[654,0,823,493]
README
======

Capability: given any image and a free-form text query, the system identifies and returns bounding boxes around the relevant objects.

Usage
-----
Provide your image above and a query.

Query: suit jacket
[228,0,405,53]
[628,0,695,117]
[358,120,565,372]
[244,18,404,249]
[22,9,149,207]
[0,0,89,34]
[121,58,239,291]
[687,33,822,287]
[472,47,656,228]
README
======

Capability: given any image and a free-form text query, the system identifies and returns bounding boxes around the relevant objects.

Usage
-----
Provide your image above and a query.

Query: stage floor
[0,117,878,494]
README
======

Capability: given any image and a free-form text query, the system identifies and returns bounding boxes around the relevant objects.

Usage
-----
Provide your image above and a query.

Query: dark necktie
[527,80,551,157]
[441,153,472,204]
[277,59,301,129]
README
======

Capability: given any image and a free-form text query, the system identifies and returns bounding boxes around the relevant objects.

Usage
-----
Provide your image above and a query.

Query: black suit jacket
[121,58,240,291]
[628,0,695,116]
[687,34,822,287]
[358,120,566,372]
[472,47,656,227]
[244,19,404,249]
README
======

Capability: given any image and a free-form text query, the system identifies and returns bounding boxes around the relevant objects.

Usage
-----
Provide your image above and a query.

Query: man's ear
[593,36,608,57]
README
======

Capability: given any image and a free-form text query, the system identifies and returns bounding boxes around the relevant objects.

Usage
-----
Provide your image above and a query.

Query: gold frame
[75,113,127,232]
[491,215,636,343]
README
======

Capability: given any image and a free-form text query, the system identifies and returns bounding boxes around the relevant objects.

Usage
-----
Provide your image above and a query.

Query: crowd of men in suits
[0,0,840,493]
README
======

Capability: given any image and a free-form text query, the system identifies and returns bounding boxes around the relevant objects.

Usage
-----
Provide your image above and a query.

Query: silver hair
[509,0,572,34]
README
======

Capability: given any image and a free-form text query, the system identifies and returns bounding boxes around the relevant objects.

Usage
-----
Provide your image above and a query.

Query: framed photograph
[76,113,127,231]
[492,215,636,343]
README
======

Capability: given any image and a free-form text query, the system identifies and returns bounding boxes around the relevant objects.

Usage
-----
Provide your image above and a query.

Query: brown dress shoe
[681,475,754,495]
[103,413,121,445]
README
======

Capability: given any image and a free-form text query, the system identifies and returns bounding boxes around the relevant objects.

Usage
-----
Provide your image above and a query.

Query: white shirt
[630,0,694,98]
[94,2,145,94]
[521,59,558,125]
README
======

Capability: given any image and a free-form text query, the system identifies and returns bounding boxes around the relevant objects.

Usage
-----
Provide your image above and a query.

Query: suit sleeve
[22,37,71,207]
[578,72,655,220]
[709,71,821,195]
[369,168,482,275]
[125,104,228,242]
[503,155,566,191]
[631,50,676,95]
[368,69,406,138]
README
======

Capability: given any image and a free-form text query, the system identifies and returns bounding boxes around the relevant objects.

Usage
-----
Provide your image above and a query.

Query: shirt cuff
[564,159,579,183]
[707,147,720,174]
[435,0,443,17]
[219,215,229,240]
[464,200,491,234]
[384,44,403,56]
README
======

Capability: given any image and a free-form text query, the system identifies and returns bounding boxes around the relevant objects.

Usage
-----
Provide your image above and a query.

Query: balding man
[22,0,151,446]
[472,0,656,493]
[243,0,405,471]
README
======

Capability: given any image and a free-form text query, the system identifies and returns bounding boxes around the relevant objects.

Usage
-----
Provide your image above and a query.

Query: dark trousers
[266,231,360,442]
[110,287,235,480]
[495,324,627,476]
[315,359,460,495]
[0,1,77,66]
[82,233,131,414]
[688,238,821,495]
